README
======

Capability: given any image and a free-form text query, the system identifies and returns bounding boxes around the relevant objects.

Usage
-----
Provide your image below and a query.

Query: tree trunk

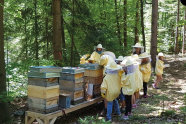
[175,0,180,54]
[114,0,122,45]
[134,0,139,44]
[61,0,67,63]
[140,0,146,51]
[52,0,62,65]
[0,0,10,122]
[45,0,49,59]
[71,0,75,66]
[34,0,39,64]
[150,0,158,68]
[123,0,127,47]
[24,2,28,59]
[182,8,186,55]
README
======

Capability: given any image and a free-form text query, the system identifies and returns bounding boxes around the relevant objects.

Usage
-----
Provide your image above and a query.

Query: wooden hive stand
[25,97,103,124]
[25,110,61,124]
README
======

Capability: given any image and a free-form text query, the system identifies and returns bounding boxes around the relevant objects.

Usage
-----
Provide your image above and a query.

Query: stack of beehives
[27,66,61,114]
[59,67,85,106]
[79,63,103,100]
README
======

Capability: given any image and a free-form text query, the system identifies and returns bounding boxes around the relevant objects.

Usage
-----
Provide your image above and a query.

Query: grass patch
[154,94,170,101]
[180,106,186,114]
[78,115,110,124]
[184,63,186,68]
[161,110,176,117]
[130,115,146,121]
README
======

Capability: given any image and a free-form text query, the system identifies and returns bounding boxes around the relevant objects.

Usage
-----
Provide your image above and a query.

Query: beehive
[80,64,103,100]
[27,66,61,114]
[59,67,85,105]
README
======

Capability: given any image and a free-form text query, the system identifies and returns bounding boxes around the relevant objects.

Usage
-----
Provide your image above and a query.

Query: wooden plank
[28,105,59,114]
[60,90,84,100]
[79,63,103,70]
[28,78,58,87]
[59,80,83,91]
[84,69,103,77]
[28,85,59,99]
[60,73,84,81]
[71,97,84,105]
[28,97,58,109]
[63,97,103,114]
[28,72,60,78]
[30,66,62,73]
[84,76,103,85]
[62,67,85,74]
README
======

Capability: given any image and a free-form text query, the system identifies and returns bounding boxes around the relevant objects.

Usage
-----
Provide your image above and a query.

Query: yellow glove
[118,70,124,77]
[101,93,106,98]
[101,89,106,98]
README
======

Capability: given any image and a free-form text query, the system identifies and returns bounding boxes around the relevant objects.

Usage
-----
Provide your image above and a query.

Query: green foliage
[130,115,146,121]
[3,0,185,97]
[0,92,14,103]
[78,115,110,124]
[161,110,176,117]
[180,106,186,114]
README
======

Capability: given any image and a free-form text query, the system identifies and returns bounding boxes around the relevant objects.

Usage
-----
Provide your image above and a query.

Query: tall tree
[140,0,146,51]
[114,0,122,45]
[134,0,139,44]
[61,0,67,62]
[45,0,49,59]
[34,0,39,63]
[175,0,180,54]
[182,8,186,55]
[123,0,127,47]
[150,0,158,68]
[52,0,62,65]
[0,0,10,122]
[71,0,75,66]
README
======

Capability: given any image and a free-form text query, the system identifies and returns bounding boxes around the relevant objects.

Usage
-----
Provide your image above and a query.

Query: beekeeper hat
[158,52,164,57]
[121,56,129,66]
[116,56,124,61]
[132,43,144,48]
[125,57,135,67]
[132,54,141,64]
[106,61,122,70]
[139,52,151,59]
[121,57,134,67]
[96,44,103,49]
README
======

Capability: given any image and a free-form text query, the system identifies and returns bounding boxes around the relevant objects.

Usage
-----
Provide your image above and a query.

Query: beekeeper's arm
[101,79,107,98]
[121,72,129,87]
[89,51,96,60]
[140,63,151,74]
[99,56,108,66]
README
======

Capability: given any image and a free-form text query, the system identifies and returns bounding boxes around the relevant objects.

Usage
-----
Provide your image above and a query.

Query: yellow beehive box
[28,85,59,99]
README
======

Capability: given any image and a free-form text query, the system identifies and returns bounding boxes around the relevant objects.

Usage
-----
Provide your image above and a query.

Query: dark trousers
[143,82,147,95]
[124,95,132,116]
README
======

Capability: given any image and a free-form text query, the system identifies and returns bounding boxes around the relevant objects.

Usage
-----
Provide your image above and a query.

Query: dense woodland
[0,0,186,123]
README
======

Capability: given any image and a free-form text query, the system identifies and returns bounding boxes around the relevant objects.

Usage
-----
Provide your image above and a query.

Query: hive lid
[30,66,62,73]
[61,67,85,74]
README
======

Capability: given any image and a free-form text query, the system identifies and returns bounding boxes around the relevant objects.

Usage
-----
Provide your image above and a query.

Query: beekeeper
[101,62,122,121]
[132,43,144,55]
[139,52,152,98]
[121,57,136,120]
[99,54,115,75]
[153,52,165,89]
[115,56,124,65]
[88,44,103,63]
